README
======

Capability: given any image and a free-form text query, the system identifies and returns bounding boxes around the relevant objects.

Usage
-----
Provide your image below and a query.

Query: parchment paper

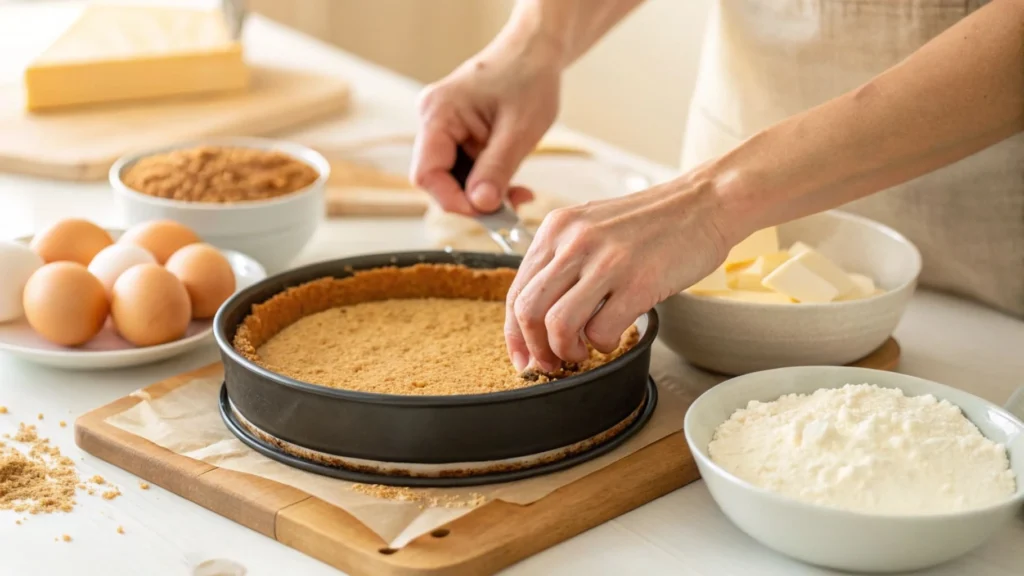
[106,342,724,548]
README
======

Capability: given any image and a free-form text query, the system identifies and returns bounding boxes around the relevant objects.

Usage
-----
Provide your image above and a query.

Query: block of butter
[24,4,249,111]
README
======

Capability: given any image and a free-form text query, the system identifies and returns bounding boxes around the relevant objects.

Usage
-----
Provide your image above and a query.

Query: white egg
[0,241,44,322]
[87,244,157,296]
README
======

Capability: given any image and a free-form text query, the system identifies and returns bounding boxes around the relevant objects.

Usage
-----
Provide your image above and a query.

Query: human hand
[410,34,561,215]
[504,177,734,372]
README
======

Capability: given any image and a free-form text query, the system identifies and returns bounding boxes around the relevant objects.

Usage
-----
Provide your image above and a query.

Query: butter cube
[735,251,791,291]
[836,273,878,301]
[726,227,779,269]
[687,264,729,293]
[788,250,858,297]
[788,241,815,258]
[716,290,794,304]
[762,257,840,303]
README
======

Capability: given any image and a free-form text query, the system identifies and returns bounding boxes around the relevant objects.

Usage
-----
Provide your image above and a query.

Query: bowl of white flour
[684,366,1024,573]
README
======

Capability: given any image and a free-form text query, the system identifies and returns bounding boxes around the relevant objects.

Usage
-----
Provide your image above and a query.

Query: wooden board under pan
[74,339,899,576]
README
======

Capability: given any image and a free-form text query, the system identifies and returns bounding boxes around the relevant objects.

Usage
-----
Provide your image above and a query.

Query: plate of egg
[0,218,267,369]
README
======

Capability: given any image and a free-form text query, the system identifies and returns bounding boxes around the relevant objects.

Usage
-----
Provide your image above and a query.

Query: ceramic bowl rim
[109,136,330,212]
[671,209,922,310]
[684,366,1024,522]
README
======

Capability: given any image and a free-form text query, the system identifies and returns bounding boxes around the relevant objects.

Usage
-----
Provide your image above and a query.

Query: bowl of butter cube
[656,210,921,375]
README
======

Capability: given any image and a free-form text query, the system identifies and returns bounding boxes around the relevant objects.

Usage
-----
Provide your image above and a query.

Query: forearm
[495,0,646,69]
[707,0,1024,245]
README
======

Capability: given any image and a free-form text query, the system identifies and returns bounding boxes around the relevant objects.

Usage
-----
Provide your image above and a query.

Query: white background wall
[252,0,713,166]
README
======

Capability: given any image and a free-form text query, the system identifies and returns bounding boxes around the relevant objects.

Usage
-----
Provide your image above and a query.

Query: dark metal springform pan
[212,251,659,468]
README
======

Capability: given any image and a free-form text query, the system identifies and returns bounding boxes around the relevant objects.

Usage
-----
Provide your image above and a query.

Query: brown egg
[22,262,108,346]
[30,219,113,265]
[118,220,200,265]
[111,264,192,347]
[165,244,236,319]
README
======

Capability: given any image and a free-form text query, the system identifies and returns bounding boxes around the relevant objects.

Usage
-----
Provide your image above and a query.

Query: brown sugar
[0,424,79,515]
[234,264,640,396]
[121,146,319,204]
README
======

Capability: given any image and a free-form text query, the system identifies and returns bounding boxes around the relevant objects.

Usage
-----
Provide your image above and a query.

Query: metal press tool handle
[222,0,247,40]
[449,146,534,255]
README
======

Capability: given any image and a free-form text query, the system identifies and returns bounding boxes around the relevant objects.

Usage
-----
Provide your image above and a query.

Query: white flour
[708,384,1017,515]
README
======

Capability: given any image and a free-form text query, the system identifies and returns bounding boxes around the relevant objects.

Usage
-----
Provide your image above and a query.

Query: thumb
[466,117,535,213]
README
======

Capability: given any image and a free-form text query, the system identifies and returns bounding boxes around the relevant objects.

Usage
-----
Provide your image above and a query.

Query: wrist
[496,0,573,71]
[677,160,766,258]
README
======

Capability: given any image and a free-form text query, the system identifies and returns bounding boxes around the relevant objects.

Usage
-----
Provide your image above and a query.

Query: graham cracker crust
[232,264,640,396]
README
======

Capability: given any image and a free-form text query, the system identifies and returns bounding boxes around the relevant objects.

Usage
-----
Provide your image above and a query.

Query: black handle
[449,145,475,191]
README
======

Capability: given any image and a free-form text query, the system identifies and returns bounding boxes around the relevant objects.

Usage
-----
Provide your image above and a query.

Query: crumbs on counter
[0,423,79,515]
[59,421,66,428]
[89,475,105,485]
[61,534,72,543]
[37,413,43,421]
[117,526,125,535]
[138,481,150,490]
[0,406,7,414]
[101,488,121,500]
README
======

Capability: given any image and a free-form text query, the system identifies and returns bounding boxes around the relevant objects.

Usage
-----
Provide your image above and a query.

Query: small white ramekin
[110,137,329,273]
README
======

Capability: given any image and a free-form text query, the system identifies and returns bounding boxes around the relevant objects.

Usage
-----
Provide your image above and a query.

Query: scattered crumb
[138,481,149,490]
[0,406,7,414]
[350,484,486,509]
[0,422,79,515]
[76,484,86,490]
[87,489,95,496]
[15,520,21,525]
[59,421,66,428]
[101,488,121,500]
[89,475,105,485]
[61,534,71,542]
[116,526,125,535]
[37,413,43,421]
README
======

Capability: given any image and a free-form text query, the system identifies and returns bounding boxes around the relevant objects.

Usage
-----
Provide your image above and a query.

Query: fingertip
[508,186,535,209]
[421,172,477,216]
[469,182,502,212]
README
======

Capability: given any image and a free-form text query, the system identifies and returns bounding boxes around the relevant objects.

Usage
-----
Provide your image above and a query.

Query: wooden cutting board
[74,339,899,576]
[0,66,350,181]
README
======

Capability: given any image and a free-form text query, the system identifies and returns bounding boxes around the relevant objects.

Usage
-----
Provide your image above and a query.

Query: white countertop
[1,7,1022,576]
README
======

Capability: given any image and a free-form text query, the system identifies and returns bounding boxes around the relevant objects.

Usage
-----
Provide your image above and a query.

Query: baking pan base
[219,378,658,487]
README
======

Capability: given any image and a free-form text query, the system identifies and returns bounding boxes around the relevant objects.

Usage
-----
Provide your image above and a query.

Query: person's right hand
[411,35,562,215]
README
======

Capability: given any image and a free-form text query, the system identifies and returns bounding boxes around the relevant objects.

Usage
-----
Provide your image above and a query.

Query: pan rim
[213,250,660,407]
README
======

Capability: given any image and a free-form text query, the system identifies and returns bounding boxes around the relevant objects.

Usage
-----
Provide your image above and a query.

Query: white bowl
[110,137,329,273]
[0,229,267,370]
[656,210,921,375]
[684,366,1024,573]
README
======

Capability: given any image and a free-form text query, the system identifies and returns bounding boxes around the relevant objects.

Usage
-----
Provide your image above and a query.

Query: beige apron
[681,0,1024,318]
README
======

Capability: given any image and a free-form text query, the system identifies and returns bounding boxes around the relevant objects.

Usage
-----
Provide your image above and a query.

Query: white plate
[0,230,267,370]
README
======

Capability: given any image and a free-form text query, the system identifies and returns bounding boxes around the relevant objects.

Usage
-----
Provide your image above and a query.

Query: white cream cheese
[708,384,1016,515]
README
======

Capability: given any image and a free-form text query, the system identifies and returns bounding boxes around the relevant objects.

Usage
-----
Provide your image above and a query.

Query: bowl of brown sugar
[111,138,330,272]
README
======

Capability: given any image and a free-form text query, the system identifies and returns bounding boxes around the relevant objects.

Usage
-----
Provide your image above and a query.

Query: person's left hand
[504,176,734,372]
